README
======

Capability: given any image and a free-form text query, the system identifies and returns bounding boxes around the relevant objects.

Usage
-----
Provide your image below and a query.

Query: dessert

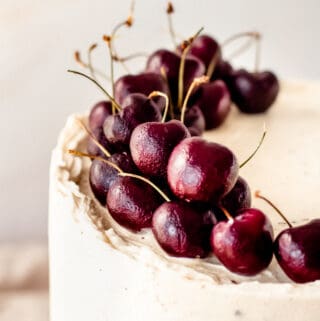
[49,2,320,321]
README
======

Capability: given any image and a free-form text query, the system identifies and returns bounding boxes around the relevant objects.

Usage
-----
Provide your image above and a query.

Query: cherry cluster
[69,2,320,284]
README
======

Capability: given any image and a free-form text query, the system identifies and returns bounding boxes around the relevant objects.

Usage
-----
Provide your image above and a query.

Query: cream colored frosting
[49,80,320,321]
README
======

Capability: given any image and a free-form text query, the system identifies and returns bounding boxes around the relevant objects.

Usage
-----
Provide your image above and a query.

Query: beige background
[1,0,320,241]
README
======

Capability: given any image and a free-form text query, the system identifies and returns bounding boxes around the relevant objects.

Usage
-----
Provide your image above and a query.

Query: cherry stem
[180,76,209,124]
[148,91,169,123]
[87,43,98,80]
[177,27,204,109]
[118,172,171,202]
[68,149,123,173]
[222,31,261,72]
[160,67,175,120]
[239,124,266,168]
[67,70,122,112]
[255,191,293,228]
[166,2,177,47]
[74,51,109,81]
[113,52,148,62]
[76,118,111,158]
[220,206,234,221]
[227,37,254,61]
[206,48,221,79]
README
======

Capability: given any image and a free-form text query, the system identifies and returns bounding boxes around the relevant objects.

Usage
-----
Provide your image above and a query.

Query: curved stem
[148,91,169,123]
[220,206,233,221]
[255,191,292,228]
[67,70,122,112]
[118,173,171,202]
[177,27,204,109]
[222,31,260,47]
[76,118,111,158]
[166,2,177,47]
[226,37,254,61]
[180,76,209,124]
[255,34,261,72]
[240,125,266,168]
[206,48,221,79]
[87,43,97,80]
[74,51,110,81]
[68,150,123,173]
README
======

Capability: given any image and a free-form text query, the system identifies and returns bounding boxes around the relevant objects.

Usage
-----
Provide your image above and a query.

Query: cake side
[49,81,320,321]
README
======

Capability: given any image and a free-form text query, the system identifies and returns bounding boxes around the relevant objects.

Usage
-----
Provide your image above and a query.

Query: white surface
[1,0,320,241]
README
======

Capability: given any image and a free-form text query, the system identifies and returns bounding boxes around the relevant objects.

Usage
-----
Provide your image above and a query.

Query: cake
[49,80,320,321]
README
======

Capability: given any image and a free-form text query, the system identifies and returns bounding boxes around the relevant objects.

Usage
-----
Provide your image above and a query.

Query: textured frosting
[49,80,320,321]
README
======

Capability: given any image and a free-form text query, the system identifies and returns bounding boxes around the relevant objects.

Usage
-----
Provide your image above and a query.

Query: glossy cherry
[189,80,231,129]
[184,105,205,136]
[130,120,190,178]
[106,176,163,231]
[114,72,170,107]
[228,69,280,113]
[89,151,136,205]
[167,137,239,203]
[211,208,274,276]
[211,60,234,84]
[103,93,161,148]
[146,49,205,104]
[88,101,112,131]
[274,220,320,283]
[214,176,252,221]
[152,201,214,258]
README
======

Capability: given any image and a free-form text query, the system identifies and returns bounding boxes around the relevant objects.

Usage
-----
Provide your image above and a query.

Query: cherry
[274,220,320,283]
[211,60,234,83]
[88,101,112,131]
[107,175,163,231]
[103,93,161,147]
[146,49,205,104]
[213,176,252,221]
[167,137,239,203]
[189,80,231,129]
[228,69,280,114]
[152,201,214,258]
[114,72,170,106]
[87,127,114,157]
[130,120,190,178]
[184,105,205,136]
[211,208,274,276]
[179,34,221,71]
[255,191,320,283]
[90,151,136,205]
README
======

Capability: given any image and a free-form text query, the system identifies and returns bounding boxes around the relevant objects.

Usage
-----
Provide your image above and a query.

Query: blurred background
[1,0,320,243]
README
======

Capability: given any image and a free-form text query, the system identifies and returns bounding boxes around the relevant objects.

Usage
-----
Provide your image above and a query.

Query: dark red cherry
[168,137,239,203]
[106,176,163,231]
[211,60,234,84]
[228,69,280,114]
[103,93,161,148]
[180,34,221,71]
[130,120,190,178]
[189,80,231,129]
[211,208,274,276]
[88,101,112,131]
[114,72,170,108]
[146,49,205,104]
[87,127,113,157]
[274,220,320,283]
[184,105,205,136]
[152,201,214,258]
[214,176,252,221]
[89,152,136,205]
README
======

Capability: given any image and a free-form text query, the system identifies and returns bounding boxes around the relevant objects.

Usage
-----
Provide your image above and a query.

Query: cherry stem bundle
[180,76,209,124]
[67,70,122,112]
[239,125,266,168]
[222,31,261,72]
[177,27,204,109]
[148,91,170,123]
[255,191,293,228]
[76,118,111,158]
